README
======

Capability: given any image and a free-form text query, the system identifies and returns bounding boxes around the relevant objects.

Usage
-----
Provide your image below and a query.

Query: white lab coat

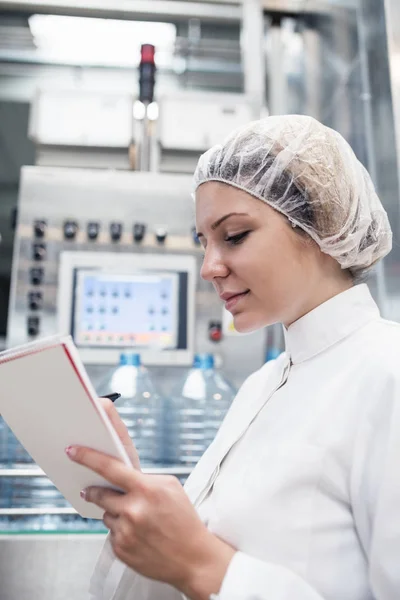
[90,284,400,600]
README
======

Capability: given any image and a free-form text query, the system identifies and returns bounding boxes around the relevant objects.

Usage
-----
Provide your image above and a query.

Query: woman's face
[195,182,334,331]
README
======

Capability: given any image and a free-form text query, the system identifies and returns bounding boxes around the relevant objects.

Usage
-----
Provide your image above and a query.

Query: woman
[66,115,400,600]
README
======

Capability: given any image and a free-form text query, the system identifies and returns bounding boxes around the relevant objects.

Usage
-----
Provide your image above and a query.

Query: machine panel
[57,251,196,365]
[8,167,267,386]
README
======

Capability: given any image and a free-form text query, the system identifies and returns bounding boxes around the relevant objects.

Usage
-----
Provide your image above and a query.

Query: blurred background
[0,1,399,598]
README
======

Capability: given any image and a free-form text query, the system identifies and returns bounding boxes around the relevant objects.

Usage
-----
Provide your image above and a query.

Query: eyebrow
[196,212,249,238]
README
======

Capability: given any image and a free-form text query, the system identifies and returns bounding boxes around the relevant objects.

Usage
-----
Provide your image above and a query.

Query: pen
[100,393,121,403]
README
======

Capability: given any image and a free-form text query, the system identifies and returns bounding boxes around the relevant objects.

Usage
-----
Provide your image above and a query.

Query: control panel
[8,167,266,382]
[57,252,196,365]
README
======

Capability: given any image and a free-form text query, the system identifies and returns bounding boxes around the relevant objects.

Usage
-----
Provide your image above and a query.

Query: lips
[219,290,250,302]
[221,290,250,312]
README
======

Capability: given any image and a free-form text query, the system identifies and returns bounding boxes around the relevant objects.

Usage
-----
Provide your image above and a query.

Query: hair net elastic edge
[194,176,335,260]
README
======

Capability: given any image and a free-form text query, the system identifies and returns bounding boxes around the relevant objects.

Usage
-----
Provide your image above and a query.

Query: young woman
[67,115,399,600]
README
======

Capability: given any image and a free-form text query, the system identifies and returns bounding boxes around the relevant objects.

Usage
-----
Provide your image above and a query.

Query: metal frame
[385,0,400,193]
[0,0,241,23]
[0,466,192,515]
[0,467,192,477]
[0,0,358,19]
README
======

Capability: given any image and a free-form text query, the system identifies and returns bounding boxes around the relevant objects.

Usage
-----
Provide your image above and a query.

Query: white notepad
[0,335,132,519]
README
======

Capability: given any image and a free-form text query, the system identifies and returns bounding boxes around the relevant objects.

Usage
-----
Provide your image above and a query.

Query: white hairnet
[193,115,392,277]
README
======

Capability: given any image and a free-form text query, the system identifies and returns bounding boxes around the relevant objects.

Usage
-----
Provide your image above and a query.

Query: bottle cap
[194,353,214,369]
[120,353,141,366]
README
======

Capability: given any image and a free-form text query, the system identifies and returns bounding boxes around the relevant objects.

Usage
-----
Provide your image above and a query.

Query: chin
[233,312,269,334]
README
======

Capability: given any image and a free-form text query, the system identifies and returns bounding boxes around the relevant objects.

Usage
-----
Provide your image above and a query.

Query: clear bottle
[9,430,34,465]
[1,420,35,512]
[5,421,66,515]
[0,415,9,466]
[0,415,10,510]
[0,418,66,521]
[98,353,164,466]
[165,354,236,467]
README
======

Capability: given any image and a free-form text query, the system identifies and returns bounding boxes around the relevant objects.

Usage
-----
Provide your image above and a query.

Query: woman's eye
[225,231,250,245]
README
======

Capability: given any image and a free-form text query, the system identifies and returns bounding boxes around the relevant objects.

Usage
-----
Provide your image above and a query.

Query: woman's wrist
[178,531,236,600]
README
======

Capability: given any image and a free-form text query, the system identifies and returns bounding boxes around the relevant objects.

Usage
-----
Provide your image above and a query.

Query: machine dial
[33,219,47,238]
[133,222,146,243]
[63,220,78,240]
[155,227,167,245]
[30,267,44,285]
[32,243,46,261]
[27,316,40,337]
[28,291,43,311]
[110,222,123,242]
[87,222,100,240]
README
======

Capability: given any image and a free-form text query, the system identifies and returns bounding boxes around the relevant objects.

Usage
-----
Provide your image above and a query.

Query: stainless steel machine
[0,166,268,599]
[7,166,266,382]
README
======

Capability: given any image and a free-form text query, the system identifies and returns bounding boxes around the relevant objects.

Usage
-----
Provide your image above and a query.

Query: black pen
[100,393,121,403]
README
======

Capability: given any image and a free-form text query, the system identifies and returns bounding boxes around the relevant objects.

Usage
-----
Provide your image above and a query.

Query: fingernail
[80,489,87,500]
[65,446,77,458]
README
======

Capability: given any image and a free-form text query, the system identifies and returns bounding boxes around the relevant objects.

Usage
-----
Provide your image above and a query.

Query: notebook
[0,335,132,519]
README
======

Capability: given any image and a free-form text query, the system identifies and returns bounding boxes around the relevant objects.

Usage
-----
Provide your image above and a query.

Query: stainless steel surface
[8,167,266,385]
[356,3,389,314]
[385,0,400,209]
[0,535,106,600]
[242,0,266,117]
[266,21,286,115]
[264,3,400,320]
[263,0,357,11]
[0,0,358,18]
[155,91,255,173]
[0,0,241,23]
[358,0,400,320]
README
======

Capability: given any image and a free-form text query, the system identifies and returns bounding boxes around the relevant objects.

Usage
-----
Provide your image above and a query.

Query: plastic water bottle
[0,416,10,509]
[0,420,66,517]
[165,354,236,467]
[0,416,9,466]
[98,353,164,466]
[0,420,35,511]
[9,430,34,465]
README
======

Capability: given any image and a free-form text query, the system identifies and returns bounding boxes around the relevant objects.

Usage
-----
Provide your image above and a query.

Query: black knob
[32,243,46,261]
[30,267,44,286]
[63,220,78,240]
[34,219,47,239]
[28,291,43,311]
[27,316,40,337]
[110,222,123,242]
[155,227,167,245]
[87,222,100,240]
[133,223,146,243]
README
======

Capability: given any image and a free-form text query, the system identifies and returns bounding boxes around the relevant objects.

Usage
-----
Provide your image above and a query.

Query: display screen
[73,270,179,349]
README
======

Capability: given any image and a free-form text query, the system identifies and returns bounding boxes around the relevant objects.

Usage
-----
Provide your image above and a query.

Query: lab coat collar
[283,284,380,365]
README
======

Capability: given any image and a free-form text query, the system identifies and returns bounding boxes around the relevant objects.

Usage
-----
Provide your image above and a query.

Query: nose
[200,246,229,281]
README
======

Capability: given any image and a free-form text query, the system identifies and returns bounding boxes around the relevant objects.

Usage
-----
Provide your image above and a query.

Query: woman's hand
[66,445,236,600]
[98,398,141,470]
